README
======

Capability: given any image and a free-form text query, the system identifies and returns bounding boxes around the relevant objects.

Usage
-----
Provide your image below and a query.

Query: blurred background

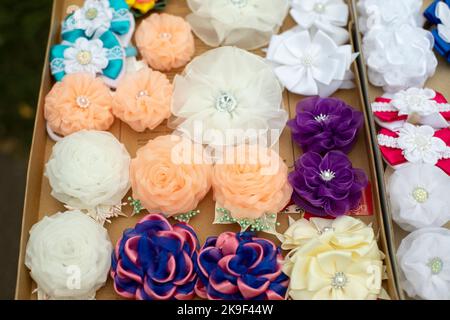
[0,0,52,299]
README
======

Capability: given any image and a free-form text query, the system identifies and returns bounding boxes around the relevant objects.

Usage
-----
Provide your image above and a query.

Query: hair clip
[25,210,112,300]
[62,0,135,47]
[425,0,450,62]
[170,46,288,149]
[387,164,450,231]
[195,232,288,300]
[45,130,131,225]
[186,0,289,50]
[372,88,450,131]
[289,151,368,217]
[377,123,450,174]
[129,135,212,220]
[126,0,167,17]
[266,28,357,97]
[111,214,199,300]
[135,13,195,72]
[288,96,363,155]
[113,66,172,132]
[397,228,450,300]
[290,0,350,45]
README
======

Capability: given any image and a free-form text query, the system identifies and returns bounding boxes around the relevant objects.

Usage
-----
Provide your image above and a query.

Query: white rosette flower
[63,38,109,75]
[186,0,289,50]
[387,164,450,231]
[266,28,357,97]
[290,0,350,45]
[25,210,113,300]
[362,24,437,93]
[72,0,113,37]
[45,130,131,224]
[397,228,450,300]
[170,46,288,149]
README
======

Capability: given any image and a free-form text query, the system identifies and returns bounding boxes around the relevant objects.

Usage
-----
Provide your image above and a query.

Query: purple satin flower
[111,214,199,300]
[288,96,363,154]
[288,151,368,217]
[195,232,289,300]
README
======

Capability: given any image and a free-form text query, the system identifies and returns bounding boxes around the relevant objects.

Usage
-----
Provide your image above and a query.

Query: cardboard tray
[15,0,398,300]
[351,0,450,300]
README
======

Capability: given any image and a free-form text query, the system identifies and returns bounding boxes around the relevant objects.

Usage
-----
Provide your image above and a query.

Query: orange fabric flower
[44,73,114,137]
[135,13,195,71]
[212,145,293,220]
[130,135,212,217]
[113,67,172,132]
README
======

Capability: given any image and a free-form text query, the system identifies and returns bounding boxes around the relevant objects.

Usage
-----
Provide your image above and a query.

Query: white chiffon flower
[170,46,288,148]
[25,210,113,300]
[186,0,289,50]
[266,28,357,97]
[45,130,131,224]
[290,0,350,45]
[397,228,450,300]
[72,0,113,37]
[362,24,437,92]
[388,164,450,231]
[63,38,109,76]
[437,1,450,43]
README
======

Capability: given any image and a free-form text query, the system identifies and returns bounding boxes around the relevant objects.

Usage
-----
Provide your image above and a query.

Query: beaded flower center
[428,257,444,275]
[216,93,237,113]
[314,3,326,13]
[230,0,247,8]
[85,8,98,20]
[320,169,336,182]
[413,135,431,151]
[405,95,427,110]
[412,187,428,203]
[76,96,90,109]
[159,32,172,40]
[331,272,347,289]
[76,50,93,65]
[314,114,329,122]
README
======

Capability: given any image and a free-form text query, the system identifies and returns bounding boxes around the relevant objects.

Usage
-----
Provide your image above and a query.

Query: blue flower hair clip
[425,0,450,62]
[62,0,135,47]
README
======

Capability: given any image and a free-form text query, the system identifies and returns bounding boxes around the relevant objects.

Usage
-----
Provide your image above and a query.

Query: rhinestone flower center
[314,114,329,122]
[428,257,444,275]
[159,32,172,40]
[314,3,326,13]
[85,8,98,20]
[320,169,336,182]
[412,187,428,203]
[216,93,237,113]
[331,272,347,289]
[230,0,247,8]
[76,96,90,109]
[301,54,315,67]
[76,50,92,65]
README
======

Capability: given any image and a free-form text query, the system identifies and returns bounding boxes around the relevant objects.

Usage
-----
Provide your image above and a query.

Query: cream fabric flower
[387,164,450,231]
[186,0,289,50]
[25,210,113,300]
[397,228,450,300]
[266,28,357,97]
[45,131,131,224]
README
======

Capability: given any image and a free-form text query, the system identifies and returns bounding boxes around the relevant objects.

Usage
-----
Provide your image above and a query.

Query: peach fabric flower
[130,135,212,217]
[113,67,173,132]
[44,73,114,137]
[135,13,195,71]
[212,145,293,220]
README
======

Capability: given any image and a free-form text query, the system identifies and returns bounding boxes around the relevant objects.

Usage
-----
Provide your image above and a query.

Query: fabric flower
[288,96,363,155]
[212,145,292,221]
[195,232,289,300]
[44,73,114,138]
[25,210,112,300]
[290,0,350,45]
[387,164,450,231]
[397,228,450,300]
[362,24,437,93]
[45,131,131,224]
[289,151,368,217]
[71,0,113,37]
[113,66,172,132]
[64,37,108,75]
[186,0,289,50]
[425,0,450,61]
[111,214,199,300]
[130,135,212,217]
[266,28,357,97]
[371,88,450,131]
[135,13,195,71]
[171,46,287,148]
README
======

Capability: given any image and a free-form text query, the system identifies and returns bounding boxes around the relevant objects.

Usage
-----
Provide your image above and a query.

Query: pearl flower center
[76,96,90,109]
[320,169,336,182]
[428,257,444,275]
[301,54,315,67]
[318,226,334,235]
[413,135,431,151]
[136,90,149,99]
[314,114,329,122]
[159,32,172,40]
[216,93,237,113]
[85,7,98,20]
[76,50,92,65]
[230,0,247,8]
[314,3,326,13]
[412,187,428,203]
[331,272,347,289]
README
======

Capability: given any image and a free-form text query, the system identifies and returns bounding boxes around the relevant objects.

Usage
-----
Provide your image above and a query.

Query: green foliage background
[0,0,52,157]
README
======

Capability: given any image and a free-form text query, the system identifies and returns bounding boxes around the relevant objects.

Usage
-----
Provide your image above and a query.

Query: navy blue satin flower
[425,0,450,61]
